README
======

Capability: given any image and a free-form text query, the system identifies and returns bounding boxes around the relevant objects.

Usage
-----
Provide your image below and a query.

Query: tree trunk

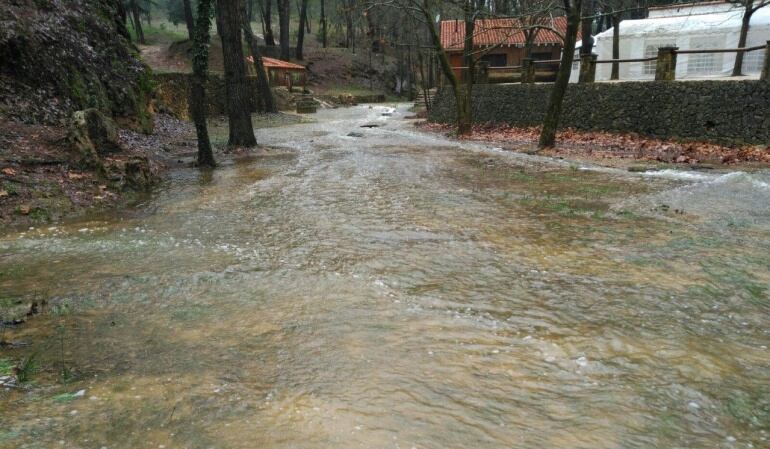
[242,4,277,113]
[296,0,308,60]
[539,0,582,149]
[190,0,216,167]
[278,0,290,59]
[320,0,327,48]
[130,0,145,44]
[420,0,465,135]
[261,0,276,46]
[611,14,620,80]
[217,0,257,147]
[183,0,196,40]
[344,0,354,50]
[581,0,593,55]
[458,0,475,136]
[732,3,753,76]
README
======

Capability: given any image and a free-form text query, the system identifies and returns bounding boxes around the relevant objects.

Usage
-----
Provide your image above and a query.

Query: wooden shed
[247,56,307,88]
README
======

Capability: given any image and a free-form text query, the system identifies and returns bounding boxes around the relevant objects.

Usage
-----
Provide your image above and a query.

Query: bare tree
[183,0,196,40]
[580,0,594,55]
[321,0,328,47]
[729,0,770,75]
[127,0,146,44]
[242,3,278,112]
[189,0,216,167]
[258,0,277,46]
[278,0,291,59]
[538,0,581,149]
[296,0,309,59]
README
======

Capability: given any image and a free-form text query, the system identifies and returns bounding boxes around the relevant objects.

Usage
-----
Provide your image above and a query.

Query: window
[643,40,676,75]
[480,53,507,67]
[572,49,580,71]
[687,37,723,75]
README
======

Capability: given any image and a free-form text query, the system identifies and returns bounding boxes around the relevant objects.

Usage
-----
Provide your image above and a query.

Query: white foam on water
[619,170,770,224]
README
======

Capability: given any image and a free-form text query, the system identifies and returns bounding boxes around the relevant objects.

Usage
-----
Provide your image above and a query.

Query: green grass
[0,358,14,376]
[726,392,770,429]
[518,195,607,218]
[16,354,38,383]
[127,21,188,45]
[317,84,386,97]
[0,430,20,442]
[52,392,79,403]
[49,301,74,316]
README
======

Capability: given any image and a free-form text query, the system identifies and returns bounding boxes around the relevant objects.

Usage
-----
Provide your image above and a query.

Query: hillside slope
[0,0,152,131]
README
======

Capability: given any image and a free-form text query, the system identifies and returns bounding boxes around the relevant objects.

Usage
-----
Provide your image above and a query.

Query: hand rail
[488,65,523,70]
[676,44,767,55]
[595,57,656,64]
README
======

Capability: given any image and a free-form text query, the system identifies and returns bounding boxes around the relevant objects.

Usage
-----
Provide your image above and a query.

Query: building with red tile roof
[247,56,307,88]
[439,17,573,81]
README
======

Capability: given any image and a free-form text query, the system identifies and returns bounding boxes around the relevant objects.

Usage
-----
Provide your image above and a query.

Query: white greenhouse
[570,1,770,82]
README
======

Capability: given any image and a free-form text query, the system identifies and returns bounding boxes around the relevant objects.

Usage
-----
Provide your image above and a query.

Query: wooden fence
[450,41,769,85]
[581,42,770,82]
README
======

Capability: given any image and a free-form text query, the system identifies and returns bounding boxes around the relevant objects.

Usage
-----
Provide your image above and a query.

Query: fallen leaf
[2,167,17,176]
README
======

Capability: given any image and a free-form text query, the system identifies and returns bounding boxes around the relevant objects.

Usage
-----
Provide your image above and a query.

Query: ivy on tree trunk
[190,0,216,167]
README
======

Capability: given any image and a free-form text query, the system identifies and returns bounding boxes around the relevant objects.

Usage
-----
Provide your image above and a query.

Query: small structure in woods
[570,1,770,81]
[247,56,307,89]
[439,17,571,82]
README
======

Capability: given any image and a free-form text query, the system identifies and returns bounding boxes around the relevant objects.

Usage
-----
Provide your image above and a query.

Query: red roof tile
[260,57,306,70]
[440,17,572,50]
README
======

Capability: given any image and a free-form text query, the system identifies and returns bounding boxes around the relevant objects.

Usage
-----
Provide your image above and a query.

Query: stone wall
[429,81,770,144]
[152,73,272,119]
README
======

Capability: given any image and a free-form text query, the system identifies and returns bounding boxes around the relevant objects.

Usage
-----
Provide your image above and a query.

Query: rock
[73,389,86,397]
[103,156,157,191]
[68,109,124,168]
[296,95,318,114]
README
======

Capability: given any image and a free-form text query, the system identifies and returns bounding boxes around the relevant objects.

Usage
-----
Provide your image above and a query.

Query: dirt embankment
[0,114,198,231]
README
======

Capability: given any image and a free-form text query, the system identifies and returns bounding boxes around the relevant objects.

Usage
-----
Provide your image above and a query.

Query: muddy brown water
[1,105,769,449]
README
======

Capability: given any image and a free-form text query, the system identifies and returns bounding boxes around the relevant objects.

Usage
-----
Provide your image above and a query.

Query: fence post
[522,58,535,83]
[475,61,490,84]
[762,41,770,81]
[579,53,597,83]
[655,47,678,81]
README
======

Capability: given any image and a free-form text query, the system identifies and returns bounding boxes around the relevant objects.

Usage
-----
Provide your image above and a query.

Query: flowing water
[1,105,769,449]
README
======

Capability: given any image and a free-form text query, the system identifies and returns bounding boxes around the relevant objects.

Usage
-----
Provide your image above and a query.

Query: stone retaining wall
[152,72,265,119]
[429,81,770,144]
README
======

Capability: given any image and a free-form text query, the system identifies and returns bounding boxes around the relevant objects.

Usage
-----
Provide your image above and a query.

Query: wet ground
[1,105,769,449]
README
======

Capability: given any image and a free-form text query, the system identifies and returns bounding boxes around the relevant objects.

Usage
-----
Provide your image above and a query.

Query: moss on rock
[0,0,153,131]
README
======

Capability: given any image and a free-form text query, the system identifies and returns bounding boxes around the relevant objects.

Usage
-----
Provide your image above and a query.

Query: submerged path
[1,105,769,448]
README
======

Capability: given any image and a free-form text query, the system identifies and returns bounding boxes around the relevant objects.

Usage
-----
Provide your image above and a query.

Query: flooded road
[1,105,769,448]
